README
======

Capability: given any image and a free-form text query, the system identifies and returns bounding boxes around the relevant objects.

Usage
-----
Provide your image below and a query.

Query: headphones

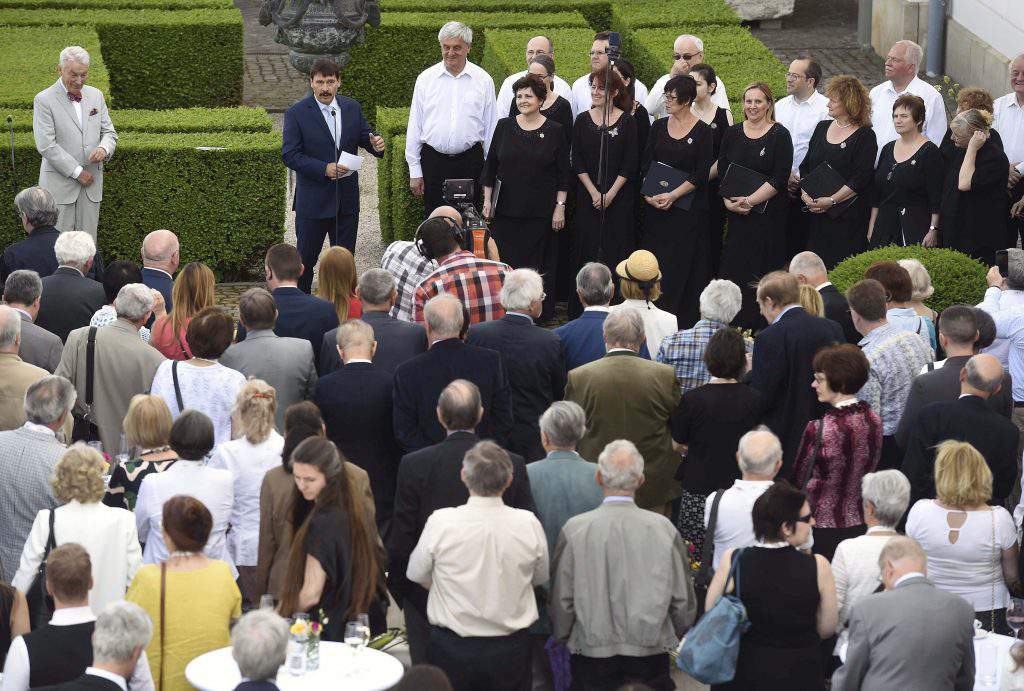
[414,215,465,260]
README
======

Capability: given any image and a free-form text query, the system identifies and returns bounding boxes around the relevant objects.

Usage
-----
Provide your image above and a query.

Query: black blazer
[895,355,1013,448]
[385,430,535,613]
[902,395,1019,505]
[819,283,859,344]
[315,361,401,529]
[749,306,844,473]
[36,267,107,342]
[392,338,513,453]
[37,673,123,691]
[236,286,339,355]
[318,310,428,374]
[466,313,567,461]
[141,267,174,314]
[0,227,103,285]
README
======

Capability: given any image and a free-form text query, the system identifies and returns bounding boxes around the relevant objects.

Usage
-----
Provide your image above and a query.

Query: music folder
[641,161,695,210]
[718,162,769,214]
[800,162,856,219]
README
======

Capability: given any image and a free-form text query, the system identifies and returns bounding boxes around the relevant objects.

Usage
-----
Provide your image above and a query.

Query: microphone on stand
[7,115,17,225]
[331,107,340,242]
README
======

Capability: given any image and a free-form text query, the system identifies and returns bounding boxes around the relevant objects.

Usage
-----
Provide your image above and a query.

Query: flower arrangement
[684,540,702,573]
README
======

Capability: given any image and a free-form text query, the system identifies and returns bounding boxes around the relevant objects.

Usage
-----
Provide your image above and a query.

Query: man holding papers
[283,58,385,293]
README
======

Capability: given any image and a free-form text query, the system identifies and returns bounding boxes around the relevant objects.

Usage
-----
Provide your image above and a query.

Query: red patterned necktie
[67,91,82,103]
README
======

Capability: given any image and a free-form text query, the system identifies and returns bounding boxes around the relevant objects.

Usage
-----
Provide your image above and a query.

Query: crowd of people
[2,20,1024,691]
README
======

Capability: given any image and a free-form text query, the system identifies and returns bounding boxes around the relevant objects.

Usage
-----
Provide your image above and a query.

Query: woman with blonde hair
[316,246,362,323]
[898,258,938,323]
[14,444,141,613]
[906,440,1019,633]
[150,261,216,360]
[104,394,178,510]
[209,379,284,605]
[797,284,824,317]
[800,75,877,269]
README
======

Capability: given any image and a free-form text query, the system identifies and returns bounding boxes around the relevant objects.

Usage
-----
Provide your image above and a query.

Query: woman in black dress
[716,82,794,329]
[483,73,570,321]
[640,74,714,325]
[706,481,838,691]
[691,63,733,276]
[800,75,877,270]
[869,94,944,248]
[940,108,1010,266]
[506,54,573,148]
[614,58,651,157]
[570,67,638,316]
[278,437,386,640]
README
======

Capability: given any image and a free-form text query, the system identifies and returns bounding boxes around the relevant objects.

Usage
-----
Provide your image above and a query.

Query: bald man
[902,353,1019,505]
[646,34,729,120]
[140,229,179,316]
[495,36,577,121]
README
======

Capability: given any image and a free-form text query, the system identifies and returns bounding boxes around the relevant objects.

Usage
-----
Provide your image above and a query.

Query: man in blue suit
[282,58,384,293]
[139,229,177,314]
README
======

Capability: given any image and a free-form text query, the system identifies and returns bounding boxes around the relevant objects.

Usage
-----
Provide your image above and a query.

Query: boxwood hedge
[381,0,613,32]
[0,131,285,279]
[375,107,411,243]
[0,27,109,109]
[480,27,596,92]
[2,107,274,133]
[0,7,243,109]
[610,0,739,37]
[389,134,424,242]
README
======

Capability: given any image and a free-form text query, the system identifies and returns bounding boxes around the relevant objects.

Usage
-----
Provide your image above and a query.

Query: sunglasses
[673,52,700,61]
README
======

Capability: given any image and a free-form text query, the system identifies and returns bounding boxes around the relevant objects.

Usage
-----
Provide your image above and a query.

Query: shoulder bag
[171,361,185,412]
[71,327,101,443]
[798,418,825,489]
[693,490,725,616]
[26,509,57,629]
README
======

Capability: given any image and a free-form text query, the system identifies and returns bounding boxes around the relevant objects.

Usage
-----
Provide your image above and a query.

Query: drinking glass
[259,595,276,612]
[978,641,998,687]
[345,620,368,674]
[1008,598,1024,639]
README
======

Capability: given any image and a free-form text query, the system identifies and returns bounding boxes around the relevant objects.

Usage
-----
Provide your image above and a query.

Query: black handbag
[71,327,101,443]
[26,509,57,629]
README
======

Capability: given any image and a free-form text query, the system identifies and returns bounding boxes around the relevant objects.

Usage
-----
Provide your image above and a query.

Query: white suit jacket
[33,79,118,204]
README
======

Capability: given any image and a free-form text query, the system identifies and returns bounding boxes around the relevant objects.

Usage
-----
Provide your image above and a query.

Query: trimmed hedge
[480,27,596,92]
[1,107,274,133]
[376,107,411,243]
[381,0,612,32]
[1,131,285,279]
[830,246,988,313]
[0,8,243,109]
[0,27,109,109]
[0,0,229,7]
[389,134,423,242]
[611,0,739,36]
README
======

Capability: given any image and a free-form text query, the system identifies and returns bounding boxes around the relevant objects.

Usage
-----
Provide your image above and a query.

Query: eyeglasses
[795,513,813,524]
[785,72,806,80]
[588,50,606,57]
[884,55,906,64]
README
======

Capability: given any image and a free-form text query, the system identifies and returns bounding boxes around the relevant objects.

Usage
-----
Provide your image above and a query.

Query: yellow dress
[127,560,241,690]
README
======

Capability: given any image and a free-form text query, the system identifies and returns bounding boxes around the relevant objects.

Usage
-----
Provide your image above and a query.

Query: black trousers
[879,434,902,471]
[569,653,674,691]
[428,625,530,691]
[295,210,358,293]
[420,143,484,218]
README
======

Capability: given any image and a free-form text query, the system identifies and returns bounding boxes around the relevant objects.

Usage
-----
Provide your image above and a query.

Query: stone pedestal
[259,0,379,79]
[724,0,795,21]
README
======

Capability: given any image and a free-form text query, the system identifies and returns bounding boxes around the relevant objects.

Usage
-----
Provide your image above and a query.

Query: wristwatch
[556,200,566,207]
[928,225,937,232]
[829,197,836,207]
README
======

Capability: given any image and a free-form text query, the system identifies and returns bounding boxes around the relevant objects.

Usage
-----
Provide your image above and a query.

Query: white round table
[185,641,404,691]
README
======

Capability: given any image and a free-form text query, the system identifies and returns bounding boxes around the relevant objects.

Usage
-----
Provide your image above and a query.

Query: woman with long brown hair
[316,246,362,323]
[150,261,216,360]
[277,437,384,638]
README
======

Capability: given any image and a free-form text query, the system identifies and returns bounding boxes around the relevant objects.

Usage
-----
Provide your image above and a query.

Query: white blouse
[150,360,246,447]
[831,528,897,627]
[610,299,678,359]
[12,501,142,614]
[208,431,284,567]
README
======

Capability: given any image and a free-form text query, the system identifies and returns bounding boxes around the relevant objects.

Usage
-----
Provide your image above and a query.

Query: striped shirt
[382,240,436,322]
[412,250,509,325]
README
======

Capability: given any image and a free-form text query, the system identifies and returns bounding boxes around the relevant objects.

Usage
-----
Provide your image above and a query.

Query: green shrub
[376,107,411,243]
[389,134,423,242]
[0,8,243,109]
[0,131,284,279]
[0,0,229,7]
[1,106,273,133]
[830,246,988,313]
[611,0,738,38]
[0,27,109,109]
[480,27,596,91]
[381,0,612,31]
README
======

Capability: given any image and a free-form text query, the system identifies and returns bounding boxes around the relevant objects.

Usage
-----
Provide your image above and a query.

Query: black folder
[718,162,769,214]
[800,162,856,219]
[641,161,695,210]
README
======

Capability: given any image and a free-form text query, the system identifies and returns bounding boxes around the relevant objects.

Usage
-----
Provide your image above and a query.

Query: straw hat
[616,249,662,283]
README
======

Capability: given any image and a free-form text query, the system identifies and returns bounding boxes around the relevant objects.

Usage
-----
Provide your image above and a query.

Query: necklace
[167,551,200,560]
[190,357,217,365]
[692,101,715,121]
[139,445,172,456]
[834,120,854,129]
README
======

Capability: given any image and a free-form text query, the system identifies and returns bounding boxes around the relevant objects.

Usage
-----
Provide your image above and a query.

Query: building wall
[949,0,1022,62]
[871,0,928,60]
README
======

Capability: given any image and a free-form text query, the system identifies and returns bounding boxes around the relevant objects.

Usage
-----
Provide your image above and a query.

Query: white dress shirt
[609,299,677,359]
[318,97,341,151]
[830,527,897,627]
[405,61,496,179]
[12,501,142,614]
[407,496,548,637]
[208,430,284,567]
[994,92,1024,166]
[704,479,775,569]
[978,286,1024,401]
[54,78,84,179]
[869,76,948,154]
[572,73,649,114]
[82,668,128,691]
[1,607,154,691]
[774,90,831,172]
[495,70,576,123]
[646,72,728,121]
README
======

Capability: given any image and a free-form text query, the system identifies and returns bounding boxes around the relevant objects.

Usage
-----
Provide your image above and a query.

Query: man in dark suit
[316,318,401,533]
[318,268,427,374]
[896,305,1013,448]
[282,58,384,293]
[227,610,289,691]
[554,262,649,371]
[467,269,566,461]
[3,270,63,372]
[749,271,844,473]
[790,251,859,344]
[235,243,338,356]
[902,354,1019,505]
[35,231,106,342]
[140,228,178,315]
[393,293,512,452]
[387,378,534,665]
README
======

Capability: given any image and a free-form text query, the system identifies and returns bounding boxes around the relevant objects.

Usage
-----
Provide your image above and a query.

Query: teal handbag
[676,547,750,684]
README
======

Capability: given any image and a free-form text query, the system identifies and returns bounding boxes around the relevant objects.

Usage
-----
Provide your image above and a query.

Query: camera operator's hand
[988,265,1006,289]
[410,177,424,196]
[552,205,565,231]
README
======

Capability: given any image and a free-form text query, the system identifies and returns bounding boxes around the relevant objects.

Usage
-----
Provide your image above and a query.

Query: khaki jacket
[0,353,52,432]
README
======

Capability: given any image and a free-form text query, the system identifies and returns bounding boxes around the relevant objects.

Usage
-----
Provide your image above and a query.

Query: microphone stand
[331,106,340,250]
[7,116,16,226]
[596,49,618,265]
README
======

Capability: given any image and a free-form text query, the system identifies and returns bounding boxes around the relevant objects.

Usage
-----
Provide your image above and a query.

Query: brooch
[686,138,693,144]
[539,133,544,139]
[659,180,669,188]
[759,148,766,157]
[608,127,619,137]
[911,159,916,165]
[710,123,717,129]
[840,142,847,149]
[89,108,98,116]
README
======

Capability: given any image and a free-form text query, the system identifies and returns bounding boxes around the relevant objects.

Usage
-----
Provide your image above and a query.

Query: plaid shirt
[382,240,437,322]
[412,250,510,324]
[656,319,734,394]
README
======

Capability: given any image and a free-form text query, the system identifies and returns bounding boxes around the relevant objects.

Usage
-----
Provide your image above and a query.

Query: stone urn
[259,0,380,77]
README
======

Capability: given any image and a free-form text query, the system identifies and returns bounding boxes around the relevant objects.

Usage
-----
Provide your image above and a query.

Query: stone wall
[870,0,928,58]
[724,0,795,21]
[945,18,1013,98]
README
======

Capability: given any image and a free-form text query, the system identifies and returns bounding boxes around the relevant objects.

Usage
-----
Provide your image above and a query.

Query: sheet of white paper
[337,151,363,178]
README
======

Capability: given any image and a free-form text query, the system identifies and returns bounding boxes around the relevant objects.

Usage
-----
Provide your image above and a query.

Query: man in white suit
[33,46,118,239]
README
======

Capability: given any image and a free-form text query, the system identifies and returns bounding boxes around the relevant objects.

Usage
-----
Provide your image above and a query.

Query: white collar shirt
[775,91,831,172]
[893,571,926,588]
[318,97,341,151]
[83,668,128,691]
[573,73,649,114]
[496,70,576,122]
[869,76,948,154]
[21,420,56,438]
[55,77,83,128]
[646,72,728,121]
[994,92,1024,166]
[405,61,496,179]
[705,480,775,569]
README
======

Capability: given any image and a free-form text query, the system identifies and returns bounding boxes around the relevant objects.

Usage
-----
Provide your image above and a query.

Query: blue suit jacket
[0,226,103,284]
[554,310,650,372]
[236,286,338,355]
[142,267,174,314]
[282,94,382,219]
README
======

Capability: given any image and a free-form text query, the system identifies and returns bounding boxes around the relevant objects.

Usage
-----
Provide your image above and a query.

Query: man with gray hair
[468,268,566,460]
[704,427,782,570]
[140,228,179,315]
[319,267,427,373]
[33,45,118,238]
[551,438,695,691]
[656,278,744,393]
[996,53,1024,248]
[0,305,55,433]
[566,307,683,513]
[3,270,63,372]
[406,21,496,215]
[406,440,545,688]
[645,34,728,119]
[789,250,858,343]
[230,609,289,690]
[869,40,947,151]
[35,230,106,342]
[0,375,72,580]
[57,284,165,453]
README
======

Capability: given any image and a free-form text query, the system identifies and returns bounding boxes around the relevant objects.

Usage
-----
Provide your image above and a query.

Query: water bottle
[286,633,306,676]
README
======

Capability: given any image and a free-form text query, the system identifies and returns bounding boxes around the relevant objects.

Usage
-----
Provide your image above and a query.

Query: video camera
[442,178,491,258]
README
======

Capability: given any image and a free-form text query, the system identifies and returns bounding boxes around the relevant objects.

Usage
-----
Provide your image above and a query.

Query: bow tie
[67,91,82,103]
